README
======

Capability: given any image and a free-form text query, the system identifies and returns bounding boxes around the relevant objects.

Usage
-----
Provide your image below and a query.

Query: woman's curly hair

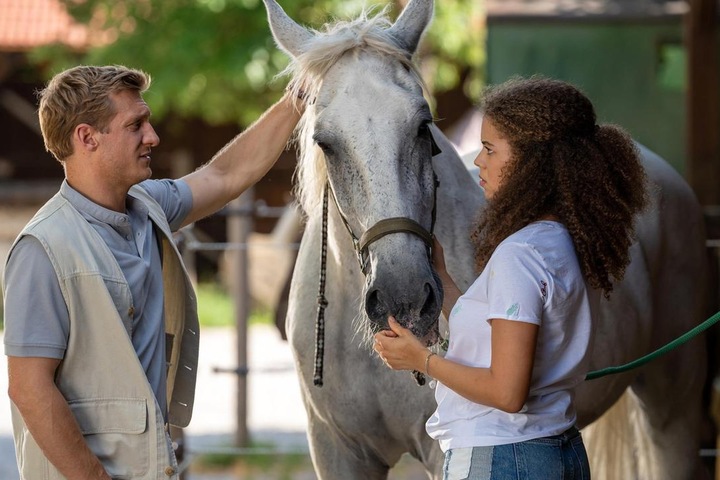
[472,76,648,296]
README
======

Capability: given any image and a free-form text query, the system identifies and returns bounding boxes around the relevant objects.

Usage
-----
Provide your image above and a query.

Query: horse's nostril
[419,282,437,317]
[365,289,383,320]
[366,282,440,323]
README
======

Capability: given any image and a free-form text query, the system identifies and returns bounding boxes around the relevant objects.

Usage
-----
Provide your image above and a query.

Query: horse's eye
[313,130,336,156]
[316,141,334,155]
[418,122,431,137]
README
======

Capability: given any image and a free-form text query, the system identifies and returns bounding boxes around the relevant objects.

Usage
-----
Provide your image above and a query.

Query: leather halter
[327,180,438,276]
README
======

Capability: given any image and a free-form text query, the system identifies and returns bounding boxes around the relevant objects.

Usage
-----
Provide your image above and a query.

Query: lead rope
[313,184,330,386]
[586,309,720,380]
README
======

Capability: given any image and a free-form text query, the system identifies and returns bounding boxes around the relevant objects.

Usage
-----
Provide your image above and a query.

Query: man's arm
[8,356,111,480]
[181,93,302,226]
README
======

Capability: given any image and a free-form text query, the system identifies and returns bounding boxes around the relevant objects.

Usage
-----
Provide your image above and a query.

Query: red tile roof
[0,0,89,51]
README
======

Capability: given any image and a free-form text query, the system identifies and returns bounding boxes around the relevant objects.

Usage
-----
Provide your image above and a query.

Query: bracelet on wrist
[424,351,437,377]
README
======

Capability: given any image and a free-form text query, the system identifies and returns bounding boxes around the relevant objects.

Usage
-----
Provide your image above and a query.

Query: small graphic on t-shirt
[451,303,462,318]
[539,280,548,301]
[506,303,519,318]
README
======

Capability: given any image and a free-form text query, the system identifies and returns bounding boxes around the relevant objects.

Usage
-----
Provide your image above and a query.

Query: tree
[32,0,483,126]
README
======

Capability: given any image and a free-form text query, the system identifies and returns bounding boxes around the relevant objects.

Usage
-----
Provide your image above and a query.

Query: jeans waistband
[554,425,580,441]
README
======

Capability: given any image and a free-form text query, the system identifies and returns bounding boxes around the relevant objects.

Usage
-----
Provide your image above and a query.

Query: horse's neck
[430,127,484,291]
[430,125,480,194]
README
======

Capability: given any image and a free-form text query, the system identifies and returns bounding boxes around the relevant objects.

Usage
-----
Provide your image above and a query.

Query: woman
[373,76,648,479]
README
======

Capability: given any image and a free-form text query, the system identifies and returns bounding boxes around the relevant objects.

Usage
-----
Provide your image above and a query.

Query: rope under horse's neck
[313,184,330,386]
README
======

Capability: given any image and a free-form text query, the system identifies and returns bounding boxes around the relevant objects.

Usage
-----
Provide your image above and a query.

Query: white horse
[262,0,709,478]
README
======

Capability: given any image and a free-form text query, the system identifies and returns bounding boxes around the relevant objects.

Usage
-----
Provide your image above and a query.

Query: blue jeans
[442,427,590,480]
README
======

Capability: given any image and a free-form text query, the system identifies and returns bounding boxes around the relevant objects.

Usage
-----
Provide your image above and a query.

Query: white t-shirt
[426,221,599,451]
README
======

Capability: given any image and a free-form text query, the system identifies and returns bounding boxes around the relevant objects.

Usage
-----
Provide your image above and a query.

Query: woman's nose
[473,151,483,168]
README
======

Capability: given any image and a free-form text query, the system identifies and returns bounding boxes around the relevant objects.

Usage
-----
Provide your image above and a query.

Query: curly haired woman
[374,76,648,480]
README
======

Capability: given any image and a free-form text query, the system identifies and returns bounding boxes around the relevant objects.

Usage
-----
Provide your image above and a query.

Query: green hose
[586,310,720,380]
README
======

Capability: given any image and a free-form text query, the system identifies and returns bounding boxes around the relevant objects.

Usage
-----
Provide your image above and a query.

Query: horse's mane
[283,7,428,214]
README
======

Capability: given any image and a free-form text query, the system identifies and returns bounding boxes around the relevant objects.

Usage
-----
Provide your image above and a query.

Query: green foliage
[195,440,309,473]
[196,282,272,327]
[31,0,483,126]
[424,0,484,100]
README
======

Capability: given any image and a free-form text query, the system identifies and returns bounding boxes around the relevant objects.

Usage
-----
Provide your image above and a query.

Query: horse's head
[264,0,442,345]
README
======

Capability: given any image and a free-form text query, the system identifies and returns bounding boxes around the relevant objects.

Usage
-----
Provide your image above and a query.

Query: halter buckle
[357,250,369,275]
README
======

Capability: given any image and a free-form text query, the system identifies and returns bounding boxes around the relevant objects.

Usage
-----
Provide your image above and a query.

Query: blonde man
[3,65,301,479]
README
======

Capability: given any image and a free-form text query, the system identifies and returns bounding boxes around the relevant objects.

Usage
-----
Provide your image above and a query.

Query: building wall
[487,19,687,174]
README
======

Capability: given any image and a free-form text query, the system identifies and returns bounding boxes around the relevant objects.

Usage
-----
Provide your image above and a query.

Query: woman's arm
[375,317,538,413]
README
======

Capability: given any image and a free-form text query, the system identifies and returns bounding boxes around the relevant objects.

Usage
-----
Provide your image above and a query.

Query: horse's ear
[387,0,434,55]
[263,0,313,58]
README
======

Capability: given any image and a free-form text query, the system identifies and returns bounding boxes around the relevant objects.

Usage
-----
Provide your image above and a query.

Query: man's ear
[75,124,99,152]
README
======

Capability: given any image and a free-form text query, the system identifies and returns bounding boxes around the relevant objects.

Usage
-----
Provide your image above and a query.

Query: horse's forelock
[294,109,326,214]
[287,7,428,215]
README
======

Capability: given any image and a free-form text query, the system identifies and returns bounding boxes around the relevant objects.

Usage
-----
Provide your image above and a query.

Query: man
[3,65,302,479]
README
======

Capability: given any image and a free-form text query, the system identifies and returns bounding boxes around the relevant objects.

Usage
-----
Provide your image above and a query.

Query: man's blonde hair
[38,65,151,162]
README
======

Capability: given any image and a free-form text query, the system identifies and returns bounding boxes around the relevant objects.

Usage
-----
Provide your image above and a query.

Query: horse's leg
[411,437,443,480]
[578,371,639,480]
[304,412,395,480]
[628,341,708,480]
[582,354,708,480]
[307,425,442,480]
[300,374,443,479]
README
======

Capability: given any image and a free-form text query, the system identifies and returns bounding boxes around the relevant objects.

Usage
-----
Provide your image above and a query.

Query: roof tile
[0,0,89,51]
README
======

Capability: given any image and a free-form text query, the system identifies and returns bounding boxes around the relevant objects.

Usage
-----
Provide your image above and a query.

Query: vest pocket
[69,398,150,478]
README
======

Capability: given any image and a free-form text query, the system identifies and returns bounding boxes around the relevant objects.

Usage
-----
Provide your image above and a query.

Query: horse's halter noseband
[313,129,443,387]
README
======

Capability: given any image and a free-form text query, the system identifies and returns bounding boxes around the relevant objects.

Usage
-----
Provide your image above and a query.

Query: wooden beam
[0,180,61,204]
[0,89,42,135]
[685,0,720,206]
[228,190,254,448]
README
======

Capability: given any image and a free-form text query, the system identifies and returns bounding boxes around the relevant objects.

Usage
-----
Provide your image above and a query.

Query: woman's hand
[373,316,428,372]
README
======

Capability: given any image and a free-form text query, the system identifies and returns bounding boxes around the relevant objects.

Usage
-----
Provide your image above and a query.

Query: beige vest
[8,186,199,479]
